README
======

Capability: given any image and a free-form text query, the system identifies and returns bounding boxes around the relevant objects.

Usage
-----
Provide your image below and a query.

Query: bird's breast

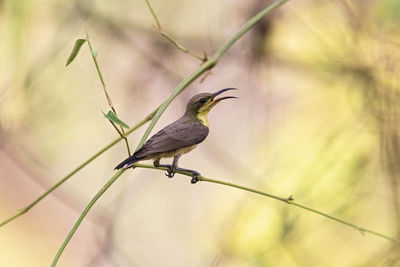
[156,145,198,159]
[177,144,198,155]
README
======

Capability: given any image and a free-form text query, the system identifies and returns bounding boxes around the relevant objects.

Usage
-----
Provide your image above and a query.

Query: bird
[114,88,237,183]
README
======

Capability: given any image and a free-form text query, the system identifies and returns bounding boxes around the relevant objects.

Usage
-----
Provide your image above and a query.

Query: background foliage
[1,0,400,266]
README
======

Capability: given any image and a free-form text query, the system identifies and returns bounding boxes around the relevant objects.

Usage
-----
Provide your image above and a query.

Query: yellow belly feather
[154,145,197,159]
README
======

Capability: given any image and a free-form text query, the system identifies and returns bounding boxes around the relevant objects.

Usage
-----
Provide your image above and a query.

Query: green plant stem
[52,1,289,265]
[0,111,155,228]
[214,0,288,58]
[144,0,161,29]
[108,119,124,137]
[85,29,114,110]
[137,0,289,149]
[51,169,127,267]
[199,177,400,246]
[85,29,132,156]
[51,163,400,267]
[134,163,400,246]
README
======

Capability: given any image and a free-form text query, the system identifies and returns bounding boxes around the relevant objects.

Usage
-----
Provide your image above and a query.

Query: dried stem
[145,0,206,62]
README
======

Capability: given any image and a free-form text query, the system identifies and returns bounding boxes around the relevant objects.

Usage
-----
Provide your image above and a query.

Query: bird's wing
[135,121,209,158]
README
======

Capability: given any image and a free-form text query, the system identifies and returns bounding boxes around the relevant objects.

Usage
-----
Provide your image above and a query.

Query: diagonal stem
[0,110,156,228]
[144,0,161,29]
[51,169,127,267]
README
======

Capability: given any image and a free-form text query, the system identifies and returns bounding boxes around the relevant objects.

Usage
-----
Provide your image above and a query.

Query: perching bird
[114,88,237,183]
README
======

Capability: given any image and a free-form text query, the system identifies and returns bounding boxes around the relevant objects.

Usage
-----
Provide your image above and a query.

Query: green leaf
[103,110,129,129]
[65,39,87,66]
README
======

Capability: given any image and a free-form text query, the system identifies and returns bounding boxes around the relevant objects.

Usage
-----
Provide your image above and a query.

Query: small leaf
[65,39,87,66]
[103,110,129,129]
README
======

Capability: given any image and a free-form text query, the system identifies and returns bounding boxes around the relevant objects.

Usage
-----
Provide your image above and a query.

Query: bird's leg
[165,154,181,178]
[153,156,181,178]
[171,154,201,183]
[174,167,201,184]
[153,158,173,177]
[154,156,201,183]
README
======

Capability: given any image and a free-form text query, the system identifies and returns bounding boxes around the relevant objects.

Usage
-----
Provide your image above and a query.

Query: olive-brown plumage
[115,88,237,183]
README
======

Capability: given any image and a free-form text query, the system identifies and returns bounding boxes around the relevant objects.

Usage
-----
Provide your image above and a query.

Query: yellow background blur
[1,0,400,266]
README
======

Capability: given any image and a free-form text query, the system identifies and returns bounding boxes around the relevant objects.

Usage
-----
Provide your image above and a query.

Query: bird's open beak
[208,88,238,110]
[211,88,238,103]
[198,88,238,113]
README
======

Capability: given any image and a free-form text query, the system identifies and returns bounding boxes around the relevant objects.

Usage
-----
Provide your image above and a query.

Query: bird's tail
[114,154,142,170]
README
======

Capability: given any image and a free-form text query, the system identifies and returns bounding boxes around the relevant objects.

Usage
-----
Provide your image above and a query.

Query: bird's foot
[165,166,176,178]
[153,160,176,178]
[190,171,201,184]
[174,167,201,184]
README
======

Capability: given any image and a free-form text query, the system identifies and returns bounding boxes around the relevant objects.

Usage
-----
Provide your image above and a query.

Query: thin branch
[51,1,289,265]
[213,1,285,59]
[144,0,161,29]
[85,29,132,156]
[106,118,131,157]
[51,169,127,267]
[135,163,400,246]
[85,29,114,110]
[116,123,132,156]
[108,120,124,137]
[51,163,400,267]
[158,30,207,62]
[144,0,206,62]
[0,111,156,228]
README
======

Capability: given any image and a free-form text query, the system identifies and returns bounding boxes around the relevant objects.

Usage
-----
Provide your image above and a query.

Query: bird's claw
[165,171,175,178]
[165,166,175,178]
[163,166,200,182]
[190,172,201,184]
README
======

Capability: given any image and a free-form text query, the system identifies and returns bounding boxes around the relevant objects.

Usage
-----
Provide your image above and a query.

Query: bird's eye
[199,98,207,103]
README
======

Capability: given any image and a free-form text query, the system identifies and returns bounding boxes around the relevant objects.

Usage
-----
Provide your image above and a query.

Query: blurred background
[1,0,400,266]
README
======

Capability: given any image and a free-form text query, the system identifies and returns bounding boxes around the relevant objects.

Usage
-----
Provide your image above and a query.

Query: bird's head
[185,88,237,125]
